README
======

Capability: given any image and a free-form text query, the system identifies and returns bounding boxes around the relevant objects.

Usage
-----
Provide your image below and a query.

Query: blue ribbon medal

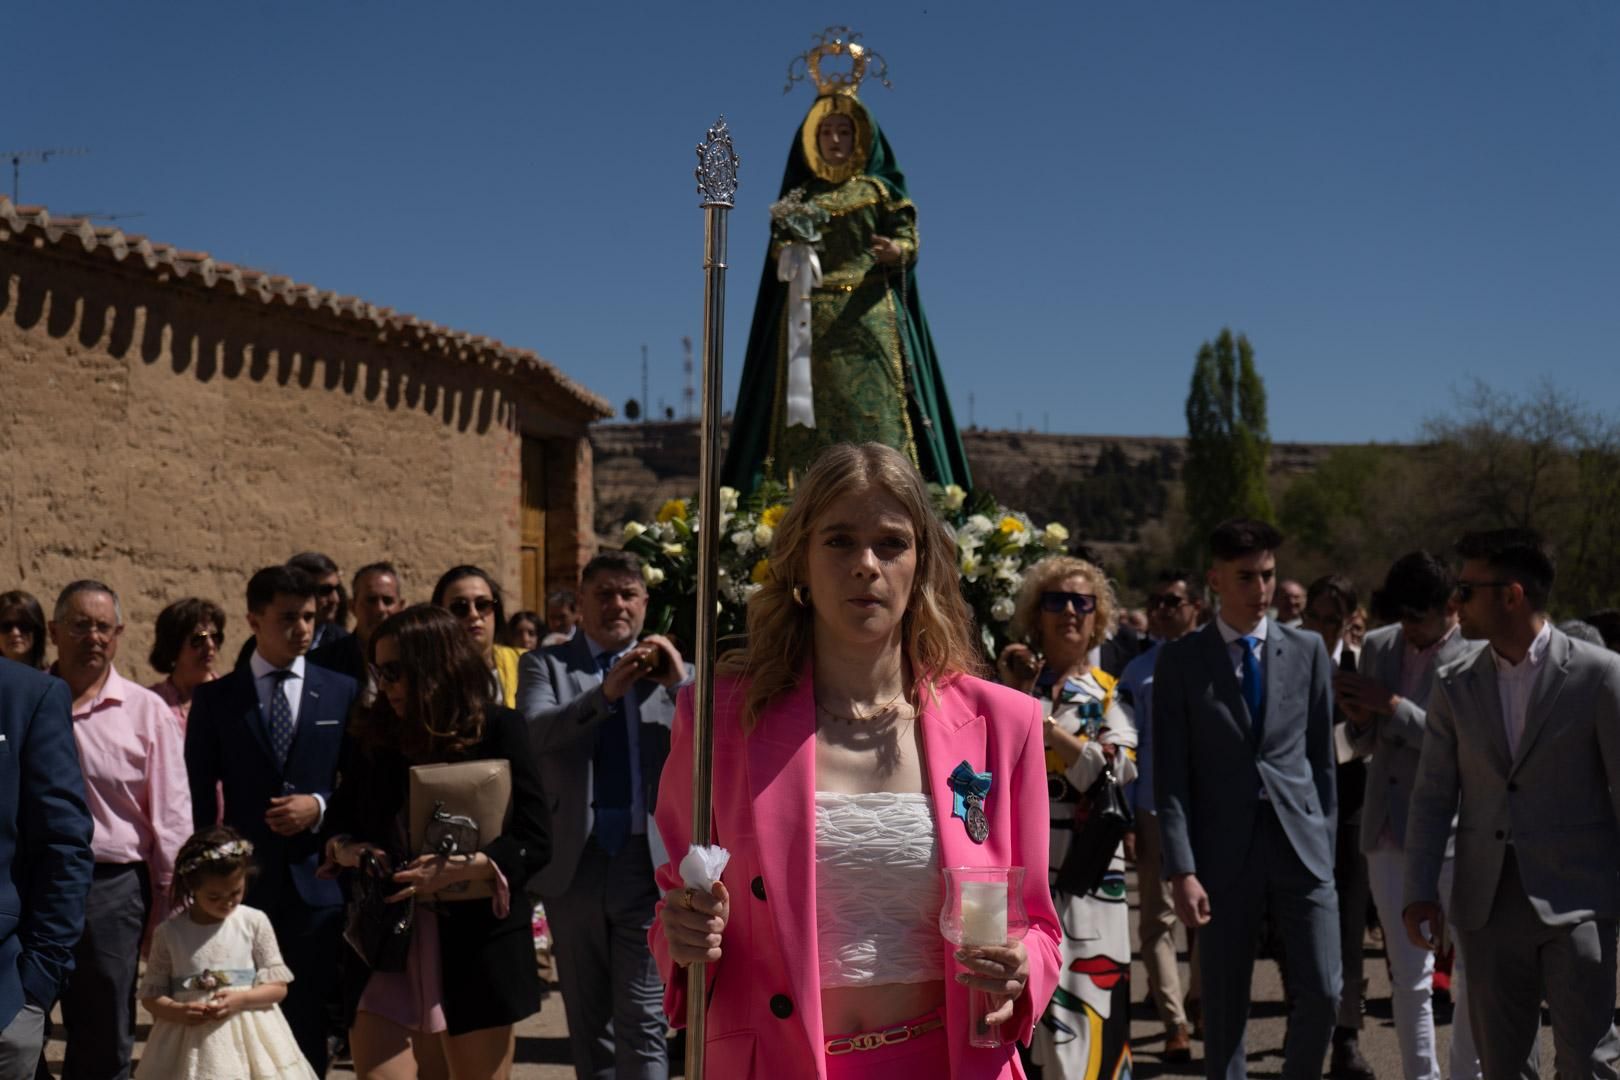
[947,760,992,844]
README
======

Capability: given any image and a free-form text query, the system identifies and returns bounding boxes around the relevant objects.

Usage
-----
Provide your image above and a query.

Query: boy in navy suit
[187,566,357,1075]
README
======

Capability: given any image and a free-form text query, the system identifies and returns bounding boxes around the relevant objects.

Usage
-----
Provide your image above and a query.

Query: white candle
[959,880,1008,946]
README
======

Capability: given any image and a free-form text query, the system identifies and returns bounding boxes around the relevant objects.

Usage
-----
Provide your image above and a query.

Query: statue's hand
[869,235,904,265]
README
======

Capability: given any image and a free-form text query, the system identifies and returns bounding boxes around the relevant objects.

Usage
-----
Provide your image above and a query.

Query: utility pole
[968,392,975,429]
[682,335,695,421]
[0,147,88,202]
[640,344,649,425]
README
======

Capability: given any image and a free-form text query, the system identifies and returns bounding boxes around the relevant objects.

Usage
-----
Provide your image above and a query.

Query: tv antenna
[1,147,89,203]
[64,210,145,225]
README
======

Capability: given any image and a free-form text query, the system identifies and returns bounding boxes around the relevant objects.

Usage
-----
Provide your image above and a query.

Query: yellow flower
[656,499,689,524]
[760,504,789,529]
[750,558,771,585]
[998,516,1026,535]
[662,543,685,556]
[642,565,665,586]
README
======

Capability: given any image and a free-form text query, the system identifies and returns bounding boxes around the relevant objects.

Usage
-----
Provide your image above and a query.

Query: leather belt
[824,1016,944,1056]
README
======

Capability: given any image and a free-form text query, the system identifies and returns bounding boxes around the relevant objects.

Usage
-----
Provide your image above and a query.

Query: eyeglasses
[316,584,342,597]
[63,620,121,640]
[0,620,35,636]
[369,660,406,686]
[187,629,224,649]
[1039,591,1097,615]
[447,596,496,619]
[1454,580,1513,603]
[1145,594,1190,612]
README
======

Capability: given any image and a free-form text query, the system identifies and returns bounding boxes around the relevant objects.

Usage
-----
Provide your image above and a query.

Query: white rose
[943,484,967,511]
[994,557,1020,582]
[623,521,648,540]
[754,523,774,548]
[662,543,685,556]
[990,597,1016,622]
[1042,522,1070,550]
[731,529,755,555]
[965,513,994,536]
[642,565,665,586]
[719,486,740,512]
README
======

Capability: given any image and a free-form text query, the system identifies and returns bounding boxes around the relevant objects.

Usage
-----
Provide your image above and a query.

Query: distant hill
[591,421,1370,578]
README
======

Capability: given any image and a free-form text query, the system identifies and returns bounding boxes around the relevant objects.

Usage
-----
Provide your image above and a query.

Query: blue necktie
[267,670,295,768]
[1239,635,1264,737]
[592,651,632,857]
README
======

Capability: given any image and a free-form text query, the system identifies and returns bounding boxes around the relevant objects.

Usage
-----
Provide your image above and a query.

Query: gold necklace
[814,691,910,724]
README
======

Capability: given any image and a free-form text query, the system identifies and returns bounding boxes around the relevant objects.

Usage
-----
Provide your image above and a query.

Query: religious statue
[721,28,973,492]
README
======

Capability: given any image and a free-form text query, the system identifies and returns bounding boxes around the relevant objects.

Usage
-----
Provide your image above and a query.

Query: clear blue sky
[10,2,1618,442]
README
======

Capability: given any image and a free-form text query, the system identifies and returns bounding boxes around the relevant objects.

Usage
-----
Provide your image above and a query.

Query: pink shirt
[68,665,193,903]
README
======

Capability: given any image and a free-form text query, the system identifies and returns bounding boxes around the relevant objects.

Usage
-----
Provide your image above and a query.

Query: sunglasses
[447,596,496,618]
[0,620,35,636]
[370,660,406,686]
[187,629,224,649]
[1039,590,1097,615]
[1454,580,1513,603]
[316,584,342,598]
[1145,594,1189,612]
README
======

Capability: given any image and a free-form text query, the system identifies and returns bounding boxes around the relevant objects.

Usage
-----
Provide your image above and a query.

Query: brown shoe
[1165,1024,1193,1063]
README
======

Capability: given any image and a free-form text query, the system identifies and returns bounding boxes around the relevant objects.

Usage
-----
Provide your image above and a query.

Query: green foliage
[1182,328,1273,560]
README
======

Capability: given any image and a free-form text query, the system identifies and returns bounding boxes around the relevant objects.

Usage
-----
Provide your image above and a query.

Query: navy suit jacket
[186,661,357,911]
[0,659,94,1028]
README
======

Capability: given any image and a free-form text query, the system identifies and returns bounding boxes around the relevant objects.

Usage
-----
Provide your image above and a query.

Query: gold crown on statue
[784,26,892,98]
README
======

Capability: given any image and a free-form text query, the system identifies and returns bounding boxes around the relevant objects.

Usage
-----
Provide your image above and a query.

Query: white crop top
[813,791,942,988]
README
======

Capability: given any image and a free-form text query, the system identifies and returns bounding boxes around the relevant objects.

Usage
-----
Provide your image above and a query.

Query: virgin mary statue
[720,29,972,492]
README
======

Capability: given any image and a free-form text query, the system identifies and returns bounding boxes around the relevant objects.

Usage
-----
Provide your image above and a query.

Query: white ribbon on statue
[777,242,821,429]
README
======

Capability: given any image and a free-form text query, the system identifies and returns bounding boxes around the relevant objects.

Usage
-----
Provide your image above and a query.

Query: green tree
[1181,328,1272,559]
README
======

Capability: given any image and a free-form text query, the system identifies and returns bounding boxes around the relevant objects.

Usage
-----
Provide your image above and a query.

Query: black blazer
[322,706,551,1035]
[186,661,358,911]
[0,660,93,1026]
[309,633,366,686]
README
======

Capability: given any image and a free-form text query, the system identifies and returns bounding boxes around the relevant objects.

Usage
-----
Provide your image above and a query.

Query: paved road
[44,868,1564,1077]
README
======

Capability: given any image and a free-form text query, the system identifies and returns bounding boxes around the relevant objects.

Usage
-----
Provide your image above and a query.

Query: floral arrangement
[180,969,234,992]
[618,480,1069,659]
[769,187,830,245]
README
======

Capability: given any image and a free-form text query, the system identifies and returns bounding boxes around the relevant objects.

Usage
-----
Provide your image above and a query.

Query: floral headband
[177,838,254,878]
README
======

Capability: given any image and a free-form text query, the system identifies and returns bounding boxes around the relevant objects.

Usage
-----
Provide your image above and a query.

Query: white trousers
[1365,849,1480,1080]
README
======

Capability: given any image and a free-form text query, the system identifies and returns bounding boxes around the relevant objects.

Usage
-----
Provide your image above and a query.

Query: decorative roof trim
[0,197,612,419]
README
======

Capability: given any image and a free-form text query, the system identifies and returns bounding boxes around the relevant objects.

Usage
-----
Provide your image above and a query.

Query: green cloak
[720,97,972,492]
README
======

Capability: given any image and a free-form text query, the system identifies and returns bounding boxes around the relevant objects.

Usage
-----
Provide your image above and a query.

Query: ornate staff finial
[695,116,739,208]
[784,25,892,97]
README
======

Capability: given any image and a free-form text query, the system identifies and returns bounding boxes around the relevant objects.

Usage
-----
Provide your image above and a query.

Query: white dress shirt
[1493,619,1551,759]
[1216,614,1269,685]
[248,650,325,826]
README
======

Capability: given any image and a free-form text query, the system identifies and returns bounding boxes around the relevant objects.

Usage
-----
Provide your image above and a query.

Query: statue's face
[817,114,856,166]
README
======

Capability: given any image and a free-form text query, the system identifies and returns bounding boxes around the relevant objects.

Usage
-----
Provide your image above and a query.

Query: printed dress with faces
[1033,668,1138,1080]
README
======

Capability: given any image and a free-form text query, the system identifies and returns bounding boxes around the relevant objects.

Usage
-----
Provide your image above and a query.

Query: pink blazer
[648,670,1062,1079]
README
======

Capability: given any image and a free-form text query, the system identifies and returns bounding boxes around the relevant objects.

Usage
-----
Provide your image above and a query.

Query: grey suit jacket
[1348,624,1482,856]
[516,634,676,898]
[1154,620,1337,894]
[1405,627,1620,931]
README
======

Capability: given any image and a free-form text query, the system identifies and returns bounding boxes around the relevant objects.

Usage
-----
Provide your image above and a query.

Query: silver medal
[965,794,989,844]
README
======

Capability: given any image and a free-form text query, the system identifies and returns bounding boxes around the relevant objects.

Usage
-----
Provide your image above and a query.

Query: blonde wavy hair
[1009,555,1119,655]
[719,443,984,731]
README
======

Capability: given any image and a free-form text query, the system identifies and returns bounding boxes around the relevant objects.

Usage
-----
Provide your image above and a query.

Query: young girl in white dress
[136,827,317,1080]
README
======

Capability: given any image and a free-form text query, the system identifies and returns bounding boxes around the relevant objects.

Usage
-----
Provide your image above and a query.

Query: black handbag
[342,850,415,972]
[1055,765,1135,897]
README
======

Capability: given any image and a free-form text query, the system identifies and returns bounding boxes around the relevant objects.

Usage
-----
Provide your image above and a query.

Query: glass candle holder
[939,866,1028,1048]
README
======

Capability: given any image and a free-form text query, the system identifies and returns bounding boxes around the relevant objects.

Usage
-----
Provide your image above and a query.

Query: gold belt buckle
[824,1018,941,1055]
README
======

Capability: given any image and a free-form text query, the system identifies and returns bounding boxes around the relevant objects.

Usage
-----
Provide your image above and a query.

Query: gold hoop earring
[792,585,810,608]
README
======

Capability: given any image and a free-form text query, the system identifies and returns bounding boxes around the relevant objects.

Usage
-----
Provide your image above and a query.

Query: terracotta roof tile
[0,196,612,419]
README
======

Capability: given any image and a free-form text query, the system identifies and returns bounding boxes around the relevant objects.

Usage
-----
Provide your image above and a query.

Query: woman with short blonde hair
[997,554,1137,1080]
[653,443,1061,1078]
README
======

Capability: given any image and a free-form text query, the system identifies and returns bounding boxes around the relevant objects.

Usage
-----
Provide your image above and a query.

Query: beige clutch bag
[408,760,513,901]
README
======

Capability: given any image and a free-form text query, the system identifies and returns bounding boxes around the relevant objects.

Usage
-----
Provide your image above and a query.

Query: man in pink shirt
[44,580,191,1080]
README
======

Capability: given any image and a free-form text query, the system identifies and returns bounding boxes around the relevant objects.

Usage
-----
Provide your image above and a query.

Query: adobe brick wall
[0,243,597,682]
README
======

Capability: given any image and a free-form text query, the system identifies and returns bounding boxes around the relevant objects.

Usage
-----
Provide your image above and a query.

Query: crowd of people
[2,443,1620,1080]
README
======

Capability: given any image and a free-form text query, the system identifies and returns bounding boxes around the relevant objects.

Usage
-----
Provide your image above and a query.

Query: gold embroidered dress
[721,91,972,493]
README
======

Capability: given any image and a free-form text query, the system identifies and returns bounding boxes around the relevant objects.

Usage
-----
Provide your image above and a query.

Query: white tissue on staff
[680,845,731,891]
[959,881,1009,946]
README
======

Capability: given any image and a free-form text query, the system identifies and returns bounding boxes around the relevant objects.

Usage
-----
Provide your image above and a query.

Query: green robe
[721,104,971,493]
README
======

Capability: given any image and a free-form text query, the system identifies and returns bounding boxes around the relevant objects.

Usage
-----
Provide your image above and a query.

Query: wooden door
[520,437,546,614]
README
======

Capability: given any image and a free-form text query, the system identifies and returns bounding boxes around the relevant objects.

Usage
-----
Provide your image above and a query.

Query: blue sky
[10,2,1618,442]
